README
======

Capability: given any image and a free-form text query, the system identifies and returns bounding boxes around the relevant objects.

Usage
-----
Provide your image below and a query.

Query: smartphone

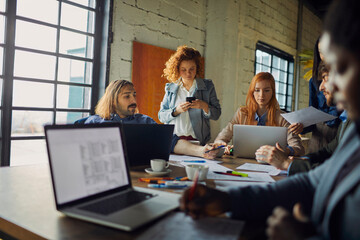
[186,97,196,103]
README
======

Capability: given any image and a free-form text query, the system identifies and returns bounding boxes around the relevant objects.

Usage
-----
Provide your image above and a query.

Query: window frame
[254,41,295,112]
[0,0,112,166]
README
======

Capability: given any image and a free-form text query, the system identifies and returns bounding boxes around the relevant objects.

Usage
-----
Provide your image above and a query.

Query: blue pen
[183,160,206,163]
[204,145,225,153]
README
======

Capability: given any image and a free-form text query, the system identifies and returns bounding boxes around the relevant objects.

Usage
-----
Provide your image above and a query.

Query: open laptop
[122,124,174,167]
[233,124,287,159]
[44,123,180,231]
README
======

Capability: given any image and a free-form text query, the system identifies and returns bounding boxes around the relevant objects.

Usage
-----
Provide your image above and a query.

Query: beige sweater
[215,107,305,156]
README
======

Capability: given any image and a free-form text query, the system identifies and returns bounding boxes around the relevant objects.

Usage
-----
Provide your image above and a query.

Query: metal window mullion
[1,0,17,166]
[53,0,62,124]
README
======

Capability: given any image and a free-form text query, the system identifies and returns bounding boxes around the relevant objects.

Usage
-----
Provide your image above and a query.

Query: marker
[183,160,206,163]
[205,145,225,153]
[226,171,248,177]
[213,171,248,177]
[147,183,188,189]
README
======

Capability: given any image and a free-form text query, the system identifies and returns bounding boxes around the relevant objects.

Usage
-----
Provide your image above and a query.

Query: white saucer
[145,168,172,176]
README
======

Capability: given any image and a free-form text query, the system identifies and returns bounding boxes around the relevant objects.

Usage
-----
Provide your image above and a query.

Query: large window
[0,0,111,166]
[255,42,294,112]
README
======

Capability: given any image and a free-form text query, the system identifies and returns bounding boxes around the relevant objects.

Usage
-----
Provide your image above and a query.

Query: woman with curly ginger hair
[158,45,221,146]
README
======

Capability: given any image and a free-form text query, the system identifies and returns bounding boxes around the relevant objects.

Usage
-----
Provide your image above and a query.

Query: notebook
[233,124,287,159]
[122,124,174,167]
[44,123,180,232]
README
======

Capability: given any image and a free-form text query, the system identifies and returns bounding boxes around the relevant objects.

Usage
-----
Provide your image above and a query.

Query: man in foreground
[84,79,218,159]
[180,0,360,239]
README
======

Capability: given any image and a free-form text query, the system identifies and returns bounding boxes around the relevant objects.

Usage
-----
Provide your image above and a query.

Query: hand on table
[266,203,315,240]
[289,123,304,135]
[201,144,219,159]
[255,143,291,170]
[180,184,231,219]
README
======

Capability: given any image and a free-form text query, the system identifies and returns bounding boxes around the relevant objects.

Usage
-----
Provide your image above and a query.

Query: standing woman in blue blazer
[158,45,221,146]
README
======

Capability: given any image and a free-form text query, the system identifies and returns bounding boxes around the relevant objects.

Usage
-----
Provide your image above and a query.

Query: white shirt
[170,80,197,138]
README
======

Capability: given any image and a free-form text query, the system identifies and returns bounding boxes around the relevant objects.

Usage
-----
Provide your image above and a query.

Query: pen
[226,171,248,177]
[183,160,206,163]
[188,170,199,201]
[148,183,188,189]
[213,171,248,177]
[204,145,225,153]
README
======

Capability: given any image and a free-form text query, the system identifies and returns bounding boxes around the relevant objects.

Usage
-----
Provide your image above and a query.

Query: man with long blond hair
[85,79,219,159]
[214,72,304,156]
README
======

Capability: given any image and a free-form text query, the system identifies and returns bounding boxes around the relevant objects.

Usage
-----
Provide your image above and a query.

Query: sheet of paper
[236,163,282,176]
[215,180,269,191]
[207,171,275,182]
[280,106,337,128]
[136,212,244,240]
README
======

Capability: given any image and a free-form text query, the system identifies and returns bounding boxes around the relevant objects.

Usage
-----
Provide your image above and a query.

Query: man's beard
[325,92,335,107]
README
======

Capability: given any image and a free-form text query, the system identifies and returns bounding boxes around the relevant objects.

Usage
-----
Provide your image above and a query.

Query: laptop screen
[46,126,129,205]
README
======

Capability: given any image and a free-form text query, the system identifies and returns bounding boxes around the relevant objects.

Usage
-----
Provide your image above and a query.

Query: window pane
[58,57,93,84]
[0,46,3,75]
[287,84,293,96]
[261,65,270,72]
[13,80,54,108]
[280,59,288,70]
[287,96,292,110]
[278,94,285,108]
[275,81,279,92]
[256,50,271,66]
[0,15,5,44]
[289,62,294,73]
[279,71,286,83]
[0,0,5,12]
[272,56,280,69]
[272,68,279,81]
[255,64,261,74]
[10,140,48,166]
[11,110,53,137]
[17,0,59,25]
[288,73,294,84]
[15,20,57,52]
[14,50,56,80]
[56,111,89,124]
[59,29,94,58]
[279,83,286,94]
[69,0,96,8]
[61,3,95,33]
[57,84,91,109]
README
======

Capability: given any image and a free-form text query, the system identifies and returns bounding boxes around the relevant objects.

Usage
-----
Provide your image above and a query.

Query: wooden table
[0,157,283,240]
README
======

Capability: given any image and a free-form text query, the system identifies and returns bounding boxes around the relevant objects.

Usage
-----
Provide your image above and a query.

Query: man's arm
[173,138,218,159]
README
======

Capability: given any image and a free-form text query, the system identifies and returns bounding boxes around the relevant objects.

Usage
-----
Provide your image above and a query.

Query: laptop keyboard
[80,191,155,215]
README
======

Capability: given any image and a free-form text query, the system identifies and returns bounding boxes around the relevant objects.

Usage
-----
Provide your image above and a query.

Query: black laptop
[122,124,174,167]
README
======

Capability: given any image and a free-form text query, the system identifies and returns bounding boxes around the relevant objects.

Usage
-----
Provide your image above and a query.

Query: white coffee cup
[150,159,169,172]
[185,164,209,181]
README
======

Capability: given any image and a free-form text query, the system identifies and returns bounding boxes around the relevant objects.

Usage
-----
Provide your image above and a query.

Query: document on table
[236,163,282,176]
[215,180,269,191]
[136,212,244,240]
[207,171,275,182]
[281,106,337,128]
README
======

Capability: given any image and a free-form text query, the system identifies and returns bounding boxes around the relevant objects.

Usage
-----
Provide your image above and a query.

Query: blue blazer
[158,78,221,145]
[228,122,360,239]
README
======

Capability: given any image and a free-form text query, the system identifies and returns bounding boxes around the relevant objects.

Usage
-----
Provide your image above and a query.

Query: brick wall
[110,0,207,81]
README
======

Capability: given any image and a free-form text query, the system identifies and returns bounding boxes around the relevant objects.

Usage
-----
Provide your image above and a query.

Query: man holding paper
[256,62,351,175]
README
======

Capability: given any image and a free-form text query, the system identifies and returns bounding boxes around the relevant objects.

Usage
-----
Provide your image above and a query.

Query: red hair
[241,72,279,126]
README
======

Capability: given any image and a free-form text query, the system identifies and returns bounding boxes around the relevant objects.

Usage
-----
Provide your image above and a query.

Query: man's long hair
[95,80,134,119]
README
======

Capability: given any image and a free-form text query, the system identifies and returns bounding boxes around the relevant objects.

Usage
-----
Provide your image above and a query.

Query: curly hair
[162,45,203,83]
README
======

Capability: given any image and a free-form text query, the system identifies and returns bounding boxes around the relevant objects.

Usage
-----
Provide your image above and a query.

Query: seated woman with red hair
[214,72,304,157]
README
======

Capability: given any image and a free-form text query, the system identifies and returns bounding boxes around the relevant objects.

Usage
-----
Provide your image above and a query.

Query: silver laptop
[44,123,180,232]
[233,124,287,159]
